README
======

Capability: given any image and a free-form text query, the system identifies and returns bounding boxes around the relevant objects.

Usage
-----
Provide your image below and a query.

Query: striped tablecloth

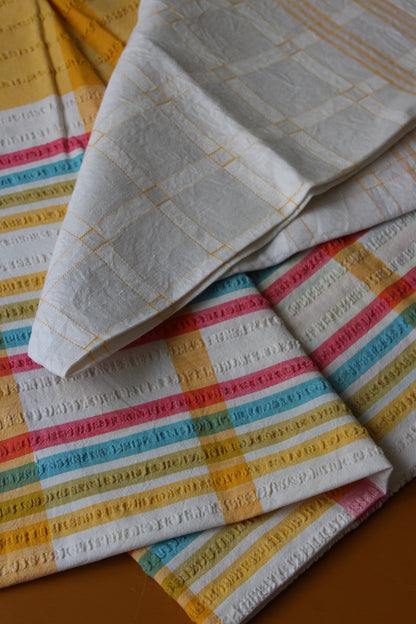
[1,3,416,624]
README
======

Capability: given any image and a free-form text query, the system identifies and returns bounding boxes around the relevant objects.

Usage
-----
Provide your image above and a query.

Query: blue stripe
[328,303,416,393]
[250,264,284,286]
[0,462,40,493]
[0,153,83,189]
[0,326,32,350]
[141,532,202,575]
[193,273,255,303]
[2,378,333,487]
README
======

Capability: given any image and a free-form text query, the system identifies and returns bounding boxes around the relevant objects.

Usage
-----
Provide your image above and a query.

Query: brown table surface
[3,480,415,624]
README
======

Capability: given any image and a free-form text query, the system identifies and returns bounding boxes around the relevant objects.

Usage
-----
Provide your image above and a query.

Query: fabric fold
[132,212,416,624]
[1,268,394,585]
[1,3,416,624]
[28,0,416,376]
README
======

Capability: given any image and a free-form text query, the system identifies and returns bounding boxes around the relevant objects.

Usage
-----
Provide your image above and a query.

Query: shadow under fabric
[1,2,416,624]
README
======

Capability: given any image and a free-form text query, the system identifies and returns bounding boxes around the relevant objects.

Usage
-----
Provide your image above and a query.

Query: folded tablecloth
[1,2,415,624]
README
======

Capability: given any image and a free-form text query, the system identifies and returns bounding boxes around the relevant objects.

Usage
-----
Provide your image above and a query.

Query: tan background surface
[3,480,416,624]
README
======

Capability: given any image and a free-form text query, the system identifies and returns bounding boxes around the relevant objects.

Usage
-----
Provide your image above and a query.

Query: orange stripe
[165,315,263,523]
[0,370,56,584]
[280,0,416,93]
[294,0,416,86]
[355,0,416,44]
[323,239,416,314]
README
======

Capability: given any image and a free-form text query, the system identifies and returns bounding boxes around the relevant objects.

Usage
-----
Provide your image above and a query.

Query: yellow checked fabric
[0,3,416,624]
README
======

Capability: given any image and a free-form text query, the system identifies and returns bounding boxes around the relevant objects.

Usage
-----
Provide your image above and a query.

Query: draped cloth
[1,2,415,624]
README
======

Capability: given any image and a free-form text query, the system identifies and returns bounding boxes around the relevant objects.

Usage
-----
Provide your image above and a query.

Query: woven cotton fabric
[0,2,416,624]
[132,212,416,624]
[28,0,416,376]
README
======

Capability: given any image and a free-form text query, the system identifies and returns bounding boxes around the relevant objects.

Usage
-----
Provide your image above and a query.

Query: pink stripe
[28,393,188,451]
[309,297,390,369]
[194,293,271,327]
[337,478,385,518]
[6,294,271,375]
[24,355,315,452]
[3,353,42,373]
[309,265,416,369]
[262,247,331,305]
[128,293,271,347]
[0,134,89,170]
[220,355,317,400]
[262,229,373,307]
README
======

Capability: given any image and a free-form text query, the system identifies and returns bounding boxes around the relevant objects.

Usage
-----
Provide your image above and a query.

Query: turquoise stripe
[328,302,416,393]
[0,153,83,189]
[140,532,201,576]
[0,462,39,492]
[0,378,332,490]
[250,264,284,286]
[193,273,255,303]
[0,326,32,350]
[137,550,162,577]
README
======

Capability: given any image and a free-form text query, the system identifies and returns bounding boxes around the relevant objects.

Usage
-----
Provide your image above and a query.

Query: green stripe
[0,299,39,324]
[0,180,75,209]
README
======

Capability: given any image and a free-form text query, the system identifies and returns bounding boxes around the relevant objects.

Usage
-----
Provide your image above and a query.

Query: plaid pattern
[132,215,416,623]
[0,3,415,624]
[28,0,416,376]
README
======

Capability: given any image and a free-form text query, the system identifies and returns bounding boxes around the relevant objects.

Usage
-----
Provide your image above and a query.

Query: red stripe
[0,432,32,463]
[128,293,271,347]
[335,478,385,519]
[319,230,365,257]
[0,353,41,376]
[262,247,331,305]
[0,355,315,460]
[310,297,391,369]
[0,134,89,170]
[262,231,368,307]
[184,355,317,410]
[193,293,271,328]
[3,294,271,375]
[0,356,12,377]
[310,266,416,369]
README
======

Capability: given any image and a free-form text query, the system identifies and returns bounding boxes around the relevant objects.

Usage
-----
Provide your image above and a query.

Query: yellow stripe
[0,368,56,583]
[280,0,416,93]
[366,377,416,442]
[357,0,416,43]
[293,0,416,89]
[0,400,348,524]
[0,541,56,587]
[0,205,67,233]
[50,0,124,69]
[0,271,46,297]
[30,422,367,540]
[220,421,369,483]
[349,340,416,415]
[0,0,70,109]
[166,324,263,523]
[162,515,269,600]
[332,241,416,313]
[46,472,215,539]
[183,494,335,621]
[0,517,51,555]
